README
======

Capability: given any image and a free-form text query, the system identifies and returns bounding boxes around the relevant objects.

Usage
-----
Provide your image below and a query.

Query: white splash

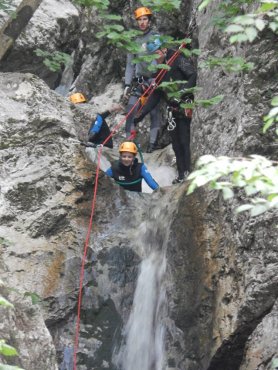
[115,252,167,370]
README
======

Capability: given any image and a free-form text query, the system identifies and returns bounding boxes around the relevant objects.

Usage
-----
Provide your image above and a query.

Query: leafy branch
[187,155,278,217]
[140,0,182,12]
[34,49,72,72]
[200,56,254,73]
[225,1,278,43]
[72,0,109,11]
[0,294,25,370]
[263,96,278,134]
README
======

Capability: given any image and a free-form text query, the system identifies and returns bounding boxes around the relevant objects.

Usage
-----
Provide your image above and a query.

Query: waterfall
[55,52,75,97]
[114,211,169,370]
[123,252,167,370]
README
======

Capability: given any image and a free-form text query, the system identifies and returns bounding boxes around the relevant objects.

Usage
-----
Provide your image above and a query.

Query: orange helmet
[119,142,138,154]
[134,7,152,19]
[69,93,87,104]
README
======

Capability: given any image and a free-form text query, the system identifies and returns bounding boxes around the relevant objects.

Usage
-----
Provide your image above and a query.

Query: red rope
[72,44,185,370]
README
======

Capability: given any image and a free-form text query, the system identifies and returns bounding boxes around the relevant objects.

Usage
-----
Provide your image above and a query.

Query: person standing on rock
[105,141,159,192]
[123,7,161,153]
[133,37,197,184]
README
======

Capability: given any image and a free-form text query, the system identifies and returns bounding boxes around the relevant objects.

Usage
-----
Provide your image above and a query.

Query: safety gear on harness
[146,37,163,52]
[123,85,131,99]
[167,107,177,131]
[134,7,152,19]
[69,93,86,104]
[183,97,193,118]
[119,141,138,155]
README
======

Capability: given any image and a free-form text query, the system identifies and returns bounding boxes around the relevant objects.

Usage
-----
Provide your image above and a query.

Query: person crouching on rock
[105,141,159,192]
[81,104,123,149]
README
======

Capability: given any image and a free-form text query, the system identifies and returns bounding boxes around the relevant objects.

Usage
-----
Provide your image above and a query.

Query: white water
[85,147,112,173]
[55,52,75,97]
[114,247,167,370]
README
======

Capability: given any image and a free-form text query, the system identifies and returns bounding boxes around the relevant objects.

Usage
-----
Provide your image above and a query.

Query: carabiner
[167,109,176,131]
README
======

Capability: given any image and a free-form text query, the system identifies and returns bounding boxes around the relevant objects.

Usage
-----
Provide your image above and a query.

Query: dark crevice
[206,305,274,370]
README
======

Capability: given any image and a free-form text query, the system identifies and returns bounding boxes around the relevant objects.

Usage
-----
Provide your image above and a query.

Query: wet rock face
[0,0,79,89]
[0,71,148,369]
[191,0,278,162]
[0,284,58,370]
[164,1,278,367]
[165,186,278,370]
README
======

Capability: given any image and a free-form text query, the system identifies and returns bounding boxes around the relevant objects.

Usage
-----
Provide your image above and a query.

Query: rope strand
[73,44,185,370]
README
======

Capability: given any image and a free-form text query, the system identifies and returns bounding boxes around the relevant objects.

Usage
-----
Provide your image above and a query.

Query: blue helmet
[146,37,163,52]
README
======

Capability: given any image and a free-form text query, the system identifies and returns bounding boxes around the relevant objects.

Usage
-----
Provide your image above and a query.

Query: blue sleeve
[105,167,113,177]
[89,114,103,134]
[141,164,159,190]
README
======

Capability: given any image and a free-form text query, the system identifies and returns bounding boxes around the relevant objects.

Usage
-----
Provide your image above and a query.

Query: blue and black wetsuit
[88,111,113,148]
[106,158,159,192]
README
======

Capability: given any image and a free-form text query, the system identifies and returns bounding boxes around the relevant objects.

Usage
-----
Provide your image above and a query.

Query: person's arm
[141,164,159,190]
[88,114,103,137]
[105,167,113,177]
[178,56,197,92]
[133,90,162,124]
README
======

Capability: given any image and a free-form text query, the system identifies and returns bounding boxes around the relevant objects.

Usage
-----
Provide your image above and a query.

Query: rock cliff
[0,0,277,369]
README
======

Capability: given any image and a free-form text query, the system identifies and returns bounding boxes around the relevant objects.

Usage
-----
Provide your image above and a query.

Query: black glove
[88,131,96,141]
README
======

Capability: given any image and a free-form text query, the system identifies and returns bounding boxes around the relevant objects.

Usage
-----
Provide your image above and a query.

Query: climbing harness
[115,178,142,186]
[166,107,176,131]
[73,42,186,370]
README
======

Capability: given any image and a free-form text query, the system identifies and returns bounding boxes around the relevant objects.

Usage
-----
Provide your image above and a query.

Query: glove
[185,108,193,118]
[88,131,96,141]
[123,85,131,99]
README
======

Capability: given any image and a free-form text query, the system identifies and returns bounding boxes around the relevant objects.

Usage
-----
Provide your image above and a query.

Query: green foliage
[141,0,181,12]
[211,0,256,29]
[263,96,278,134]
[96,18,142,52]
[0,238,12,246]
[0,341,18,357]
[225,1,278,43]
[271,358,278,370]
[198,0,213,11]
[200,56,254,73]
[0,297,25,370]
[180,48,201,58]
[157,80,223,108]
[0,296,13,308]
[34,49,72,72]
[186,94,224,108]
[0,0,16,14]
[23,292,41,305]
[72,0,109,11]
[187,155,278,216]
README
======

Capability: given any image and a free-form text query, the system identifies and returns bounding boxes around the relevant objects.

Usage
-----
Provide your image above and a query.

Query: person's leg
[125,95,139,138]
[170,120,185,179]
[149,105,160,146]
[178,116,191,173]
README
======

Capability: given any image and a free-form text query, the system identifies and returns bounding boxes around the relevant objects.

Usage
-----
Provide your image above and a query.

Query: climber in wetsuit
[105,141,159,192]
[81,104,123,148]
[134,37,197,184]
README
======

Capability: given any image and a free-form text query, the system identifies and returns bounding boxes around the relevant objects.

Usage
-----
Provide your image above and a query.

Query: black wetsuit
[88,111,113,148]
[134,49,197,177]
